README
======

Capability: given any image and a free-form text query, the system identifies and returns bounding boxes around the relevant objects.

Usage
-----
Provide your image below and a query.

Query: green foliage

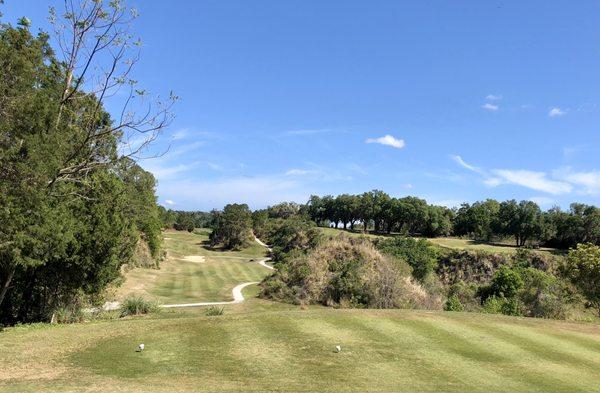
[376,237,437,282]
[489,266,524,299]
[566,243,600,316]
[444,294,464,312]
[518,267,566,319]
[0,15,162,324]
[204,306,224,316]
[209,204,253,250]
[53,306,85,324]
[482,296,522,316]
[454,199,500,241]
[119,296,161,317]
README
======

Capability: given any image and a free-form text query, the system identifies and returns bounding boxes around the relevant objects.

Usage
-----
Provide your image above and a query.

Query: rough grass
[1,309,598,392]
[113,230,268,304]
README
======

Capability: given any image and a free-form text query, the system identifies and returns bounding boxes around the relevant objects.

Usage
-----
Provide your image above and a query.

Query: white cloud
[365,134,405,149]
[482,103,499,111]
[140,160,198,181]
[484,177,503,187]
[548,107,566,117]
[554,168,600,194]
[451,155,480,173]
[171,128,190,140]
[164,199,175,205]
[285,169,318,176]
[528,196,556,207]
[491,169,572,195]
[486,94,503,100]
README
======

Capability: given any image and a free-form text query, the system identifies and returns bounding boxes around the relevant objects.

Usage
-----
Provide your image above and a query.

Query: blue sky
[5,1,600,210]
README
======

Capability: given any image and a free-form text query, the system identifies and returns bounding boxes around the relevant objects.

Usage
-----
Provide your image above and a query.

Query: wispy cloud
[171,128,190,140]
[548,107,567,117]
[482,103,499,111]
[554,167,600,194]
[285,168,319,176]
[491,169,572,195]
[365,134,405,149]
[164,199,176,205]
[486,94,503,101]
[450,155,481,173]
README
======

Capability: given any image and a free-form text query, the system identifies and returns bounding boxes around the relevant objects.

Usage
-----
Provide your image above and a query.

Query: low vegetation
[119,296,161,317]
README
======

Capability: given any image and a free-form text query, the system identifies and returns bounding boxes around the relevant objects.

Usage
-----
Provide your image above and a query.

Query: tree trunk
[0,265,16,309]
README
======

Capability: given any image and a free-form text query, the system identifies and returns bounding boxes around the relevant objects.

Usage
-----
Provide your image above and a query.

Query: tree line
[306,192,599,249]
[0,2,168,324]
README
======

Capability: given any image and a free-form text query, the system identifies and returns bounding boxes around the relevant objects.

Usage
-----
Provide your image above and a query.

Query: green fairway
[113,230,269,303]
[1,309,599,392]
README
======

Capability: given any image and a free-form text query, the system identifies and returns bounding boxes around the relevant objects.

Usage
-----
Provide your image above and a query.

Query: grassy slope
[112,230,268,303]
[1,229,598,392]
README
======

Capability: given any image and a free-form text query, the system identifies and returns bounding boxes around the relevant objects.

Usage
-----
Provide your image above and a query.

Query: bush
[565,243,600,316]
[205,306,224,316]
[52,307,85,324]
[482,296,522,316]
[447,281,481,312]
[376,237,437,282]
[119,296,161,317]
[518,268,566,319]
[489,266,523,299]
[444,295,464,312]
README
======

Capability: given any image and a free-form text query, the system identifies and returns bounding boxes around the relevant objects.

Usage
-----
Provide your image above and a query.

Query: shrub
[437,250,509,286]
[518,268,566,319]
[119,296,161,317]
[482,296,522,316]
[447,281,481,312]
[488,266,524,299]
[376,237,437,282]
[205,306,224,316]
[52,307,85,324]
[444,295,464,312]
[565,243,600,316]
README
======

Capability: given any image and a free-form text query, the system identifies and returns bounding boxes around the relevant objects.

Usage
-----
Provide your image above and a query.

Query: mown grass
[1,309,598,392]
[112,230,268,304]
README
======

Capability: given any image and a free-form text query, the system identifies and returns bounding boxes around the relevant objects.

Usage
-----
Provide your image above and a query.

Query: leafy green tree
[566,243,600,316]
[209,204,253,250]
[454,200,499,241]
[496,200,543,246]
[0,1,169,323]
